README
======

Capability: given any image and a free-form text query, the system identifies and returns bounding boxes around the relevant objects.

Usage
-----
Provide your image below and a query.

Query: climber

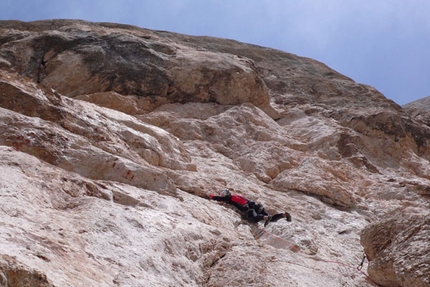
[209,189,292,226]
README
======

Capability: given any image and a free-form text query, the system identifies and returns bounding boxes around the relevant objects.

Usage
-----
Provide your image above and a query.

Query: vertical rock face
[0,20,277,118]
[361,213,430,287]
[403,96,430,132]
[0,255,54,287]
[0,20,429,286]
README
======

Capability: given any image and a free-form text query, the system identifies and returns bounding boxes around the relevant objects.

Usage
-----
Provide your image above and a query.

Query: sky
[1,0,430,105]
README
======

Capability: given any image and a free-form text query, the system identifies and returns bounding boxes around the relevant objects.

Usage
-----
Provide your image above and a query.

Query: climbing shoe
[264,215,272,227]
[285,212,292,222]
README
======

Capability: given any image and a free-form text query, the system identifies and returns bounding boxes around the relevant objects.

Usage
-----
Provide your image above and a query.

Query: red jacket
[230,194,248,206]
[209,194,249,211]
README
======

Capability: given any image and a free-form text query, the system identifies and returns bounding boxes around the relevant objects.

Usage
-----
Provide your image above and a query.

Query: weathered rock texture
[403,96,430,127]
[0,19,429,286]
[361,211,430,287]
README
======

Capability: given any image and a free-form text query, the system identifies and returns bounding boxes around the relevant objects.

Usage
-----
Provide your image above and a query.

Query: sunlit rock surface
[0,20,429,287]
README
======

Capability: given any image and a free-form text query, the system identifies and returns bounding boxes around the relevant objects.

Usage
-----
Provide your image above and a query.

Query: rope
[253,225,381,286]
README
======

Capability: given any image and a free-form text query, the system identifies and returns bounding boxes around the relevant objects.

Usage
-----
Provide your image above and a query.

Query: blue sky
[1,0,430,105]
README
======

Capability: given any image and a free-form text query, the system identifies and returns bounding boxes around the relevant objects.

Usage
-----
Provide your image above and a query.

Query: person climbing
[209,189,292,226]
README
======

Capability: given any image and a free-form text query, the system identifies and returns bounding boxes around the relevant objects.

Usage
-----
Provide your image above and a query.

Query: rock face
[403,96,430,127]
[361,212,430,287]
[0,20,277,119]
[0,20,429,286]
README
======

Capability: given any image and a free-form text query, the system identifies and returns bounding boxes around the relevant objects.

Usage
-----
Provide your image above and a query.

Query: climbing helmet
[221,189,231,197]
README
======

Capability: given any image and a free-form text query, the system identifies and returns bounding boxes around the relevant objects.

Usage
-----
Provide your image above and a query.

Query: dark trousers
[246,208,269,222]
[247,209,285,223]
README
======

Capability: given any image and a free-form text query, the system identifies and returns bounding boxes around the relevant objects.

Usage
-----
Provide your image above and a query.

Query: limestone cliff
[403,96,430,127]
[0,20,429,287]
